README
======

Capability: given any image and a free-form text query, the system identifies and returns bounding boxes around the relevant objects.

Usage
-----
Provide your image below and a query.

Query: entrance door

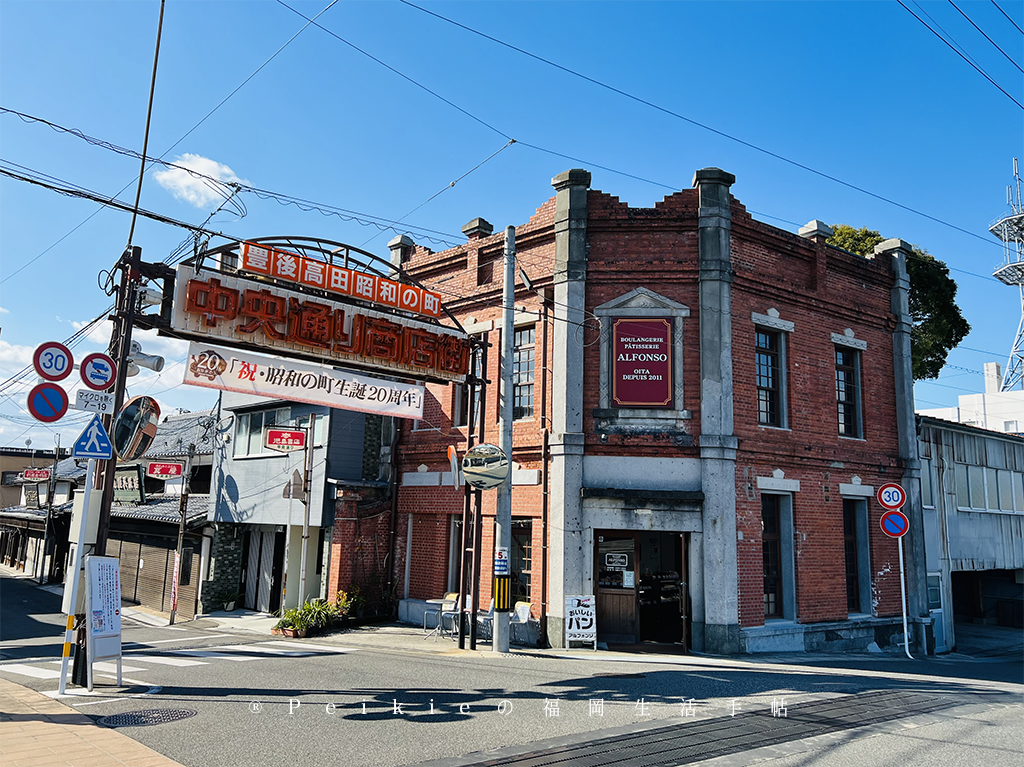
[596,533,638,643]
[637,532,687,647]
[595,530,690,649]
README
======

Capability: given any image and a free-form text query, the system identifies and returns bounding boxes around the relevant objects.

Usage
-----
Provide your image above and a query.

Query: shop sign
[183,342,426,420]
[265,428,306,453]
[239,242,443,319]
[171,265,469,384]
[612,318,672,407]
[605,553,629,569]
[23,468,50,481]
[113,465,146,505]
[24,484,40,509]
[147,462,184,480]
[565,595,597,645]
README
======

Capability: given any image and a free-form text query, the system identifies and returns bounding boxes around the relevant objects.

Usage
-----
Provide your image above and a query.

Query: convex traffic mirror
[113,396,161,461]
[462,443,509,490]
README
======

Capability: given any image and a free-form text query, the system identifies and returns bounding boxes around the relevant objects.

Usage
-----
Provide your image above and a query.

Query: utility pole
[38,435,61,584]
[299,413,317,606]
[95,245,143,556]
[494,226,516,653]
[168,443,195,625]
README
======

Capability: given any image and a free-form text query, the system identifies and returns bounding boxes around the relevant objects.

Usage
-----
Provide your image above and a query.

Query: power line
[949,0,1024,74]
[396,0,1009,247]
[361,139,517,247]
[991,0,1024,36]
[0,0,341,285]
[0,108,465,247]
[897,0,1024,109]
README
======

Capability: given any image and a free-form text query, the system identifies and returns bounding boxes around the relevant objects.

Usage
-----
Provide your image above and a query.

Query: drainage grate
[99,709,198,728]
[463,690,959,767]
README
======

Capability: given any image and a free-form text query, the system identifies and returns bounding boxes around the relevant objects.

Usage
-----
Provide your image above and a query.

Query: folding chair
[509,601,532,645]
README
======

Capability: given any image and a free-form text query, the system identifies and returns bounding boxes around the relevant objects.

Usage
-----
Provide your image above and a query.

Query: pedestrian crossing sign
[73,415,113,460]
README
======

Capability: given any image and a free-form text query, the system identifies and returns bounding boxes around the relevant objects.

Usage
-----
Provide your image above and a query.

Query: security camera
[125,340,165,375]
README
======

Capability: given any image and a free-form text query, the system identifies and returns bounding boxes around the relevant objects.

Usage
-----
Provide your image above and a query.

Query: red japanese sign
[172,265,469,384]
[612,318,673,408]
[265,428,306,453]
[23,469,50,481]
[239,242,441,318]
[146,462,184,480]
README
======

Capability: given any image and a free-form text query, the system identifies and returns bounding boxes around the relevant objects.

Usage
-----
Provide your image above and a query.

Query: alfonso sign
[171,265,469,384]
[612,318,672,408]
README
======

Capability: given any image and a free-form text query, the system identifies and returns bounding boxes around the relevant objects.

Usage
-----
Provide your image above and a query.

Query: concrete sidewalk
[0,678,186,767]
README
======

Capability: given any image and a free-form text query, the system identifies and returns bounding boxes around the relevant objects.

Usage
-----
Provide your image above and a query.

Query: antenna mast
[991,158,1024,391]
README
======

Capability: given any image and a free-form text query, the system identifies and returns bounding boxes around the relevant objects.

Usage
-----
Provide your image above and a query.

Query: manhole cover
[99,709,198,728]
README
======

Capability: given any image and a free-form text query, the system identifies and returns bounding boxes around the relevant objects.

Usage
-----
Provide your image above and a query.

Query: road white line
[216,644,313,657]
[264,641,355,653]
[1,664,61,679]
[171,650,259,662]
[125,634,231,646]
[45,661,147,673]
[125,653,207,666]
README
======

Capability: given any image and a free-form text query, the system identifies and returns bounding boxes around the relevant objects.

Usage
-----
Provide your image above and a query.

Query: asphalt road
[2,571,1022,767]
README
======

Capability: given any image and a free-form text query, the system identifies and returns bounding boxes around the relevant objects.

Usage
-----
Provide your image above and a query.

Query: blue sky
[1,0,1020,449]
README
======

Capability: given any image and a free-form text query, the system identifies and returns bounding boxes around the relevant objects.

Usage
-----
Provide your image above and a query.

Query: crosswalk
[0,640,354,680]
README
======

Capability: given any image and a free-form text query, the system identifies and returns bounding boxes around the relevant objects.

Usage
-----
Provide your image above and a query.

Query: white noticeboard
[565,595,598,650]
[85,555,122,690]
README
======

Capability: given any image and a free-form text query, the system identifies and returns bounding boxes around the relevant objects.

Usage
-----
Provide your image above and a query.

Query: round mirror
[462,443,509,490]
[113,396,161,461]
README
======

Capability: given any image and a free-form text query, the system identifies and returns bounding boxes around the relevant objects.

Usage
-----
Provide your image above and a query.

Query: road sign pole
[897,536,913,659]
[299,414,316,607]
[168,444,195,625]
[58,458,95,695]
[38,435,60,585]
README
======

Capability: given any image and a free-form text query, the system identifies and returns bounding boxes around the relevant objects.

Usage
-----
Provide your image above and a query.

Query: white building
[918,362,1024,435]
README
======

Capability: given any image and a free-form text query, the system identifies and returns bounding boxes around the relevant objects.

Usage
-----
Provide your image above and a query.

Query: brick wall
[391,173,904,643]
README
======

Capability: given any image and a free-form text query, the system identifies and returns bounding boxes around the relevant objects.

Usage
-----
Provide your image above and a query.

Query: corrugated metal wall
[109,534,201,619]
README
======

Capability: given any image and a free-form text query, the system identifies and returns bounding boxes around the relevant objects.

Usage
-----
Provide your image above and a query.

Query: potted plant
[274,608,308,638]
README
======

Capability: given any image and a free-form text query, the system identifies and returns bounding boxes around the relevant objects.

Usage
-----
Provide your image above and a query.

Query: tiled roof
[110,494,211,526]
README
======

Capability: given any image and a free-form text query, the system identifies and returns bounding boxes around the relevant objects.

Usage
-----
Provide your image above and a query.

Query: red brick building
[371,167,928,653]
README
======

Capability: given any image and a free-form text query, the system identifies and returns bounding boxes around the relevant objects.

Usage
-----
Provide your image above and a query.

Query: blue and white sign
[80,353,117,392]
[494,547,509,576]
[73,415,113,460]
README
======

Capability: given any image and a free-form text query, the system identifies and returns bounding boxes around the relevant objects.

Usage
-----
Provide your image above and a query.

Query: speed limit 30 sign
[876,482,906,510]
[33,341,73,382]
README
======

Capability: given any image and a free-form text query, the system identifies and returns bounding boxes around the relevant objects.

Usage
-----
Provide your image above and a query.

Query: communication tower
[991,158,1024,391]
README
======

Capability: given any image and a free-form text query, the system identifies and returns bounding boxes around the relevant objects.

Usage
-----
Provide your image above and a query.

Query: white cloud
[154,153,246,209]
[71,318,114,348]
[0,306,9,314]
[0,340,35,369]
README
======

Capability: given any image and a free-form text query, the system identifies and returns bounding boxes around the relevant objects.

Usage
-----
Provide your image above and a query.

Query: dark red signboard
[265,428,306,452]
[612,318,672,407]
[147,462,184,480]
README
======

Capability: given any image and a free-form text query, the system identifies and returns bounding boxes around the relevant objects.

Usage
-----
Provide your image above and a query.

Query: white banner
[183,342,425,420]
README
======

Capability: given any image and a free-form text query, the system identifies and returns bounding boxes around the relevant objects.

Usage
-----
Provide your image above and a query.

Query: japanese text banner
[182,342,425,420]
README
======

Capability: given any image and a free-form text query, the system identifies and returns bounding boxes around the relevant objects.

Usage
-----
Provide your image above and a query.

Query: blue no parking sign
[880,509,910,538]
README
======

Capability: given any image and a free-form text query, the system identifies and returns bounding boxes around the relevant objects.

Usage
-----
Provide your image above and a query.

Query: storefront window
[511,519,532,603]
[597,535,635,589]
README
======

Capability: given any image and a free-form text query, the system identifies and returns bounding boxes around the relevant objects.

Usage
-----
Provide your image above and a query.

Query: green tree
[827,224,970,380]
